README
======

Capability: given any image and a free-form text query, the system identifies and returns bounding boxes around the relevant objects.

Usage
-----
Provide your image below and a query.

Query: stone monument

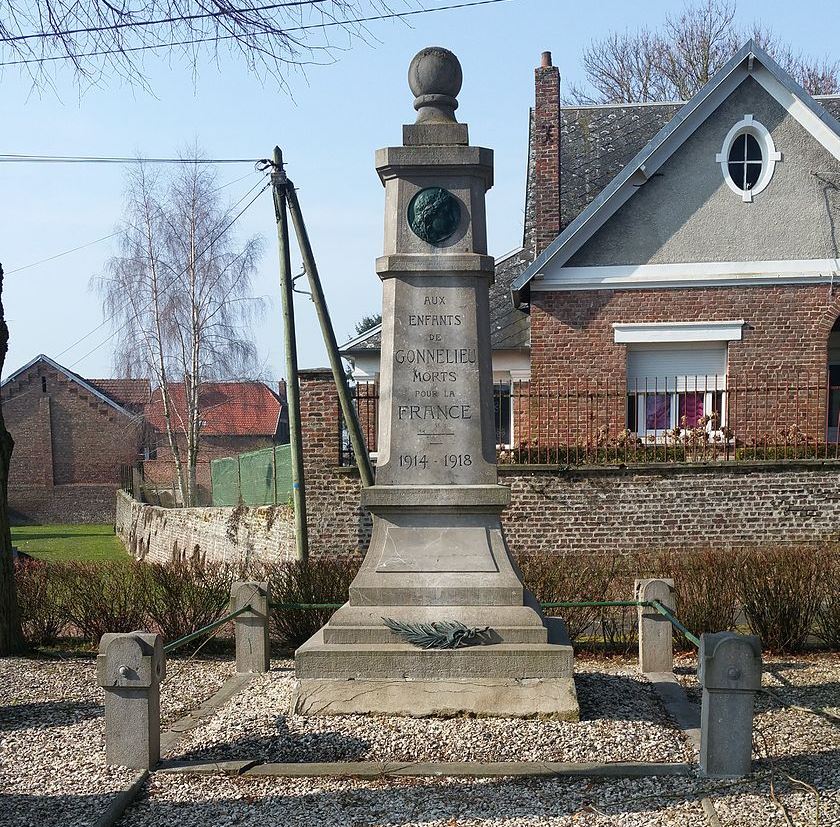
[293,47,578,719]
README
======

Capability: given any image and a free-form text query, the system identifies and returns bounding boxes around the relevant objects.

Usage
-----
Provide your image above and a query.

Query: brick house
[1,354,148,523]
[341,41,840,459]
[142,381,288,503]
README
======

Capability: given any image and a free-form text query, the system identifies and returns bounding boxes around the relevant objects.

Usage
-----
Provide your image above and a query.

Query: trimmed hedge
[13,543,840,653]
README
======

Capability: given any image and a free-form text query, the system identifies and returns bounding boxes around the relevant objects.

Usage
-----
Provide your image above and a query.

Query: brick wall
[11,484,118,524]
[298,369,372,556]
[115,490,296,566]
[528,283,840,443]
[2,360,144,523]
[500,462,840,557]
[283,459,840,559]
[142,433,277,505]
[531,284,840,381]
[290,371,840,557]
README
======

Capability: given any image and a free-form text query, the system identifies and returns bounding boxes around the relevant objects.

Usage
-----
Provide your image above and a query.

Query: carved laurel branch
[382,617,492,650]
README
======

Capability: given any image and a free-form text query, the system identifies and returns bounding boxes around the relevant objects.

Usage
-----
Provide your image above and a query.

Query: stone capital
[375,253,495,279]
[375,145,494,188]
[362,483,511,511]
[97,631,165,688]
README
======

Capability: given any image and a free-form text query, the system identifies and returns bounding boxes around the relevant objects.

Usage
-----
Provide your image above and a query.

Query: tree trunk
[0,264,24,654]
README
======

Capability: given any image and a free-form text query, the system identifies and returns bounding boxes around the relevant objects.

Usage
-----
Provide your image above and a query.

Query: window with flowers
[626,344,727,438]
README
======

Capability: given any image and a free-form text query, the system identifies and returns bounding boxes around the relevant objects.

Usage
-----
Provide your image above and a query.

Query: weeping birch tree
[96,157,265,506]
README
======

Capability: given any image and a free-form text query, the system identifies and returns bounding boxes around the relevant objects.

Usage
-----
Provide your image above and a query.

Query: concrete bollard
[97,631,165,769]
[635,578,675,674]
[230,581,270,673]
[699,631,762,778]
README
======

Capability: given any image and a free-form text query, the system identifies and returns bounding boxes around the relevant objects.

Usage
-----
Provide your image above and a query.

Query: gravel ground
[0,654,232,827]
[121,773,713,826]
[4,652,837,827]
[674,652,840,826]
[171,657,692,765]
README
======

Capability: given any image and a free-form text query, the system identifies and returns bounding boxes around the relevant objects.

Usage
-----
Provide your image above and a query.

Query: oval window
[727,132,763,192]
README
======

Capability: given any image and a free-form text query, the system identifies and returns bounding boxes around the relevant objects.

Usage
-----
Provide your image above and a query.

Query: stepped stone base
[293,485,579,720]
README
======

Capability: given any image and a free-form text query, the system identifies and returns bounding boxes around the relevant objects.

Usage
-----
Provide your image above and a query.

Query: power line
[0,0,514,67]
[5,170,262,274]
[5,233,119,274]
[0,154,258,164]
[4,0,327,43]
[55,174,269,362]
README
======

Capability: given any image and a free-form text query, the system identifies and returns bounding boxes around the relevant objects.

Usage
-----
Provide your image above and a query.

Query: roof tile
[145,382,282,437]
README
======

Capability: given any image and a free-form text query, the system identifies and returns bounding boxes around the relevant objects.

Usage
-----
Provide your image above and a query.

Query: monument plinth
[293,47,578,719]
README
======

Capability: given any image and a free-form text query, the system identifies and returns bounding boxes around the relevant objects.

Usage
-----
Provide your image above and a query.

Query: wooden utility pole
[270,148,309,561]
[285,179,374,488]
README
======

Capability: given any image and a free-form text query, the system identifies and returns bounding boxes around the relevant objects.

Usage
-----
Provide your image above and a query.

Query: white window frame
[715,115,781,203]
[617,322,739,442]
[493,370,529,450]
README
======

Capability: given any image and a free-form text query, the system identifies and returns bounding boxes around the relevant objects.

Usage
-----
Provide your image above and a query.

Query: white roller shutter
[627,343,727,391]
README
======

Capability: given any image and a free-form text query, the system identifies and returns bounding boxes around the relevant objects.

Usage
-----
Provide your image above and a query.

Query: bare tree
[571,29,671,106]
[0,264,24,655]
[95,155,265,506]
[569,0,839,104]
[0,1,409,89]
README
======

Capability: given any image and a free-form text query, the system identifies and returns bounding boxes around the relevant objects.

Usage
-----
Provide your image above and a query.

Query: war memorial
[293,46,579,719]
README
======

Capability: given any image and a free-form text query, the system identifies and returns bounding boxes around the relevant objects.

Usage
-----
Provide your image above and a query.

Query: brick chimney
[531,50,561,255]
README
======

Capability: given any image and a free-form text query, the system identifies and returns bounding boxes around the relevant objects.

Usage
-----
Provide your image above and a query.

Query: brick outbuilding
[1,354,147,523]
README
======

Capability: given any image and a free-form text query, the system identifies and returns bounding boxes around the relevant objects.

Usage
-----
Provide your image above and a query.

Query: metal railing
[339,374,840,466]
[163,604,251,655]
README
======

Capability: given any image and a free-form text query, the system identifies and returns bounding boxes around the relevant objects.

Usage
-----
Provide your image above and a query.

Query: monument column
[294,47,578,719]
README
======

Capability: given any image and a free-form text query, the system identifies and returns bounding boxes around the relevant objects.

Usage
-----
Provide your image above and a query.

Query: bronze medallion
[407,187,461,245]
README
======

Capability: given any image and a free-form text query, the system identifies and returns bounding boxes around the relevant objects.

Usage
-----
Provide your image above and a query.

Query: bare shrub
[735,544,823,652]
[267,558,357,649]
[15,560,68,646]
[599,568,639,655]
[145,560,237,642]
[816,546,840,649]
[636,549,739,649]
[58,562,150,643]
[520,553,620,644]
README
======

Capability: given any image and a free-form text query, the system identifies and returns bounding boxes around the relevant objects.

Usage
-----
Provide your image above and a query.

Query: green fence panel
[274,444,292,505]
[211,457,241,506]
[239,447,276,506]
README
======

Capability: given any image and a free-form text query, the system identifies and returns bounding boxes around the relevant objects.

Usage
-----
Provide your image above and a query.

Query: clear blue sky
[2,0,838,381]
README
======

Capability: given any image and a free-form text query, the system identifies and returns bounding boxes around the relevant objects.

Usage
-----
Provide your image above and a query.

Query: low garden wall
[501,460,840,557]
[296,370,840,558]
[122,369,840,563]
[11,483,117,524]
[308,460,840,558]
[115,490,296,566]
[120,458,840,564]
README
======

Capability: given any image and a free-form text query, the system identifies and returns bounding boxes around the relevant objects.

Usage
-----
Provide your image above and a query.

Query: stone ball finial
[408,46,462,124]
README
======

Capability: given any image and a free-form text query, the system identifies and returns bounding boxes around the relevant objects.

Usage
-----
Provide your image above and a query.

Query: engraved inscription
[383,280,485,486]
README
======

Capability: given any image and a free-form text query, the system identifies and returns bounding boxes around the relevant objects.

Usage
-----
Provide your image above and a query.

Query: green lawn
[12,524,129,563]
